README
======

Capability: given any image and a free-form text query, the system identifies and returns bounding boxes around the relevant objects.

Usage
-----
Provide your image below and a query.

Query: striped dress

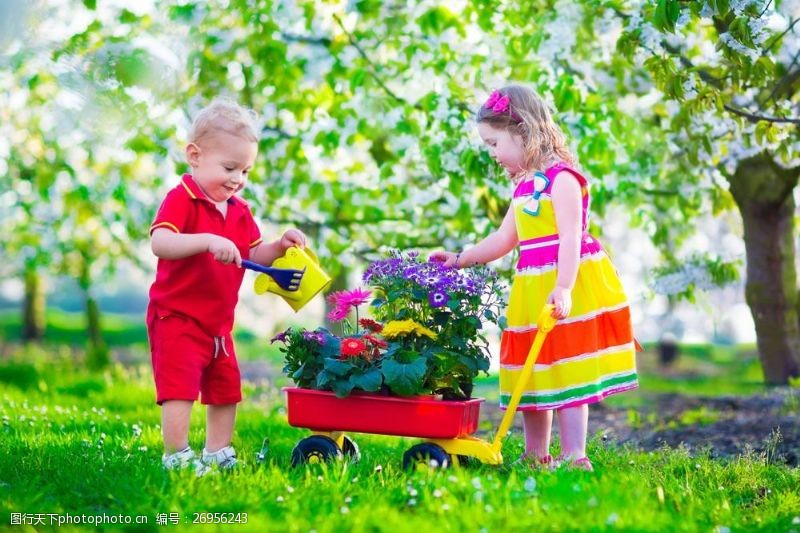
[499,162,638,411]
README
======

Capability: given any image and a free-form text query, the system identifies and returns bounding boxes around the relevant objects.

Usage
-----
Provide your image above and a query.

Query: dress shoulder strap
[543,162,589,192]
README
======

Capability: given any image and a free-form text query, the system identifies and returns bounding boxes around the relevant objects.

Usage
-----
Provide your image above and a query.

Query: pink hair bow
[484,90,520,121]
[485,90,509,112]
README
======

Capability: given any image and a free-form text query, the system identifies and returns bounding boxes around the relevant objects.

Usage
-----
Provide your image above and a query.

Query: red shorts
[147,305,242,405]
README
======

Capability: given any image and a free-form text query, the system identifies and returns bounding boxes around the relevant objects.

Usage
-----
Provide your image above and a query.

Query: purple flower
[428,290,448,308]
[302,331,325,344]
[270,330,289,344]
[363,255,405,282]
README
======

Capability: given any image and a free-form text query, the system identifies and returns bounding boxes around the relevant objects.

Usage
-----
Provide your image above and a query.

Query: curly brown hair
[476,84,575,175]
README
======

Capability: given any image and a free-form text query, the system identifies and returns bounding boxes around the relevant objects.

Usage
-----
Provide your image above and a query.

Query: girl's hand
[207,235,242,266]
[429,250,459,268]
[280,229,307,250]
[547,286,572,319]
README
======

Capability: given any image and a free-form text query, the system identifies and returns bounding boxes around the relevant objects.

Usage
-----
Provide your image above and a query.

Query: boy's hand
[207,235,242,266]
[280,229,307,250]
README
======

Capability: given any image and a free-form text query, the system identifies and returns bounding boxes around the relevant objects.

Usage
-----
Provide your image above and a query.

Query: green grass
[0,309,286,363]
[0,347,799,531]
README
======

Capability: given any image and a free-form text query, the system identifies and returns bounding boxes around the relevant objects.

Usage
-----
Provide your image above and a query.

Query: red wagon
[284,387,484,468]
[283,305,557,469]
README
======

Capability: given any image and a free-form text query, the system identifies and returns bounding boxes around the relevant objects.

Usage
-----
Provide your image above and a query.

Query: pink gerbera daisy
[327,306,349,322]
[332,287,373,310]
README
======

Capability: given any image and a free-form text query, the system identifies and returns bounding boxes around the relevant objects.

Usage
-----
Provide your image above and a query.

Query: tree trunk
[85,293,109,370]
[727,154,800,384]
[79,256,109,370]
[22,266,45,341]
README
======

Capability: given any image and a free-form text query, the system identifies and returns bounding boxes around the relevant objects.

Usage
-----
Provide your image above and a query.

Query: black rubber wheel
[341,435,361,463]
[290,435,343,467]
[402,443,451,470]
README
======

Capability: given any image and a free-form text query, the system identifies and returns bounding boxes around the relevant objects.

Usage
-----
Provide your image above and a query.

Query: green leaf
[119,9,139,24]
[382,357,427,396]
[416,6,461,36]
[316,369,335,389]
[331,378,355,398]
[320,335,341,358]
[82,0,96,9]
[350,368,383,391]
[323,357,351,376]
[168,4,197,23]
[350,68,367,91]
[755,121,768,145]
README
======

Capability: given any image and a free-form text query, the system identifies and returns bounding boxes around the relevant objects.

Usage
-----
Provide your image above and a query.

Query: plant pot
[283,387,483,439]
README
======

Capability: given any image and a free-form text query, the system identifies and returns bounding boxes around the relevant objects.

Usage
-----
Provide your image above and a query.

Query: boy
[148,99,306,472]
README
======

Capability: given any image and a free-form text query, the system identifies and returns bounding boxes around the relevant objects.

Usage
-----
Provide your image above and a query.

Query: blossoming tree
[6,0,799,382]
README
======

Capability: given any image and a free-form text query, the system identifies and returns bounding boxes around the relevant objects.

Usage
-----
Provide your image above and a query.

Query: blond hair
[476,84,575,172]
[188,98,260,145]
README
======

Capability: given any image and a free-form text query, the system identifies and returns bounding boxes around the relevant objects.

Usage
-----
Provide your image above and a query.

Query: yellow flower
[412,323,437,340]
[381,320,416,338]
[382,320,437,340]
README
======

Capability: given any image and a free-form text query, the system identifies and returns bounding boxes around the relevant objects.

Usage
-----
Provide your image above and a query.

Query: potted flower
[274,251,505,400]
[365,250,505,399]
[273,289,386,398]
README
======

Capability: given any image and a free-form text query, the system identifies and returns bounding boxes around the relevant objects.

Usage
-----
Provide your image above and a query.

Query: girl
[431,85,638,471]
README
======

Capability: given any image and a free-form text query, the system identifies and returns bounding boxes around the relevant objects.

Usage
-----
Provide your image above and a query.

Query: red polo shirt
[148,174,262,336]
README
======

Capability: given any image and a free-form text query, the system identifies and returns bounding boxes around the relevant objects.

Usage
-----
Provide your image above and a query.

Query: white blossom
[719,33,759,61]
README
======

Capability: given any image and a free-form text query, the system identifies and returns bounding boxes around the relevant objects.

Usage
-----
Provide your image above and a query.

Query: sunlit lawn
[0,312,798,531]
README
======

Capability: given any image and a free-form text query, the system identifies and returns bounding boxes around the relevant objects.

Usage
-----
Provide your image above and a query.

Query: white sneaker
[162,447,197,470]
[202,446,239,470]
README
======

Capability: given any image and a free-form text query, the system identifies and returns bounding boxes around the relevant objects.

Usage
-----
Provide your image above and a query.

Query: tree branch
[661,43,800,124]
[280,32,332,47]
[262,215,423,228]
[331,13,418,109]
[262,124,292,139]
[723,104,800,124]
[758,0,773,18]
[762,49,800,105]
[641,188,680,196]
[763,17,799,54]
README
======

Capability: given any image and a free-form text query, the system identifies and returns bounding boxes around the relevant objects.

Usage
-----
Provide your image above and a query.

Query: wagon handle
[490,304,557,453]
